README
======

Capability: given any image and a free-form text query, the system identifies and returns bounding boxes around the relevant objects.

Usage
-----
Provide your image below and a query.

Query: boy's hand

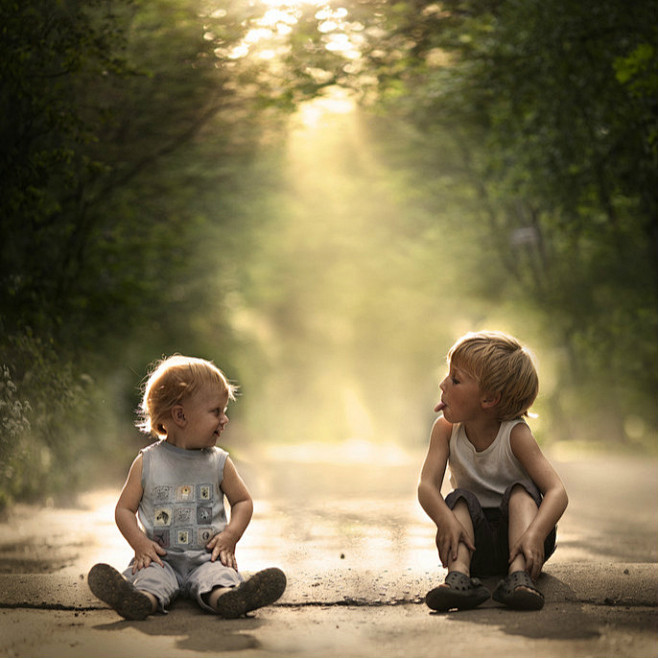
[206,529,239,570]
[509,529,544,580]
[436,514,476,567]
[131,538,167,574]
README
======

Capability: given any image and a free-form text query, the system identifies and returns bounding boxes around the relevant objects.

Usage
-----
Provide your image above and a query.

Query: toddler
[418,331,568,611]
[88,355,286,619]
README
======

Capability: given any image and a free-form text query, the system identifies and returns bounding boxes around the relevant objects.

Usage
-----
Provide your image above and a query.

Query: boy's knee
[508,484,536,509]
[509,483,530,496]
[446,488,481,511]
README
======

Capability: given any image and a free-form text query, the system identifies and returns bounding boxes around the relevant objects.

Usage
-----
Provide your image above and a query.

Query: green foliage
[0,0,297,507]
[354,0,658,444]
[0,332,88,505]
[0,365,31,464]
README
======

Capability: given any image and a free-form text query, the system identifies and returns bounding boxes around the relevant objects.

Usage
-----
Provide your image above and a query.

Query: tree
[353,0,658,443]
[0,0,297,504]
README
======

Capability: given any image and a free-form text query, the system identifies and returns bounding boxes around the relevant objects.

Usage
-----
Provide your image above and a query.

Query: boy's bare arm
[510,423,569,577]
[206,457,254,569]
[115,454,166,572]
[417,418,451,521]
[418,418,476,564]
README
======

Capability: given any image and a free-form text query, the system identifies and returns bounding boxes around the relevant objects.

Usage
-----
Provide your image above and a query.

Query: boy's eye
[451,376,460,385]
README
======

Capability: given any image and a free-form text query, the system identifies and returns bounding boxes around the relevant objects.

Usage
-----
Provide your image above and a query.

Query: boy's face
[438,363,483,423]
[177,386,230,449]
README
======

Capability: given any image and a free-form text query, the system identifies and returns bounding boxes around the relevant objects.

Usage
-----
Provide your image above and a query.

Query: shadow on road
[439,600,658,641]
[440,608,601,641]
[92,599,264,653]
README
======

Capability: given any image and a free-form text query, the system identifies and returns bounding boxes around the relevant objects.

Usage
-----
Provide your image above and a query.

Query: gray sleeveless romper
[122,440,244,612]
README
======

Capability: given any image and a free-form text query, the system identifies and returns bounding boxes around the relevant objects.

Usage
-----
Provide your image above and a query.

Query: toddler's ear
[171,405,187,427]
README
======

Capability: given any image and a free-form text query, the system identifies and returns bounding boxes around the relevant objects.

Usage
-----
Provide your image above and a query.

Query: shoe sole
[214,567,287,619]
[87,563,153,620]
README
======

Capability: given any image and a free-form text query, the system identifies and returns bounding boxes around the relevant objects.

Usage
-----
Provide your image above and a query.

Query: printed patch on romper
[196,505,212,524]
[176,485,195,501]
[153,485,174,502]
[153,529,170,548]
[154,507,173,527]
[176,529,191,546]
[197,484,212,501]
[198,527,214,544]
[174,505,194,525]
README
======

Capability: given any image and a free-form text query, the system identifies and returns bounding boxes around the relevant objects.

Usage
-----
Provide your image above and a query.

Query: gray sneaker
[214,567,287,619]
[88,563,153,620]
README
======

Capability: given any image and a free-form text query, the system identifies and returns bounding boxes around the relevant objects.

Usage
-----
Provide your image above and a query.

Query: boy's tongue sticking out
[434,401,446,413]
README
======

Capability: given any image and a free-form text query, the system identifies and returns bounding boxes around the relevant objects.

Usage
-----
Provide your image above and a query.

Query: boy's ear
[171,405,187,427]
[481,392,501,409]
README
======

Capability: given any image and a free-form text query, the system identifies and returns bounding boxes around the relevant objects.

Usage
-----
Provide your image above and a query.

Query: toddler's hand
[131,539,167,574]
[206,530,238,570]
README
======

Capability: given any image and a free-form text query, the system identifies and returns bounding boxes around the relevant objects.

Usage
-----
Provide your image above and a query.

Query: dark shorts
[445,483,557,578]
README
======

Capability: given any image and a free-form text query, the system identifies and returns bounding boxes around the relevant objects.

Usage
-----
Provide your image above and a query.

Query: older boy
[418,331,568,611]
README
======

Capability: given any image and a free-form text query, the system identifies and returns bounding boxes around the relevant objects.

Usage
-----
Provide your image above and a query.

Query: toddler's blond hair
[137,355,236,437]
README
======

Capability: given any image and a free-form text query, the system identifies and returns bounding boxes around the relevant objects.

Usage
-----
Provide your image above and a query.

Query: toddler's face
[179,386,230,449]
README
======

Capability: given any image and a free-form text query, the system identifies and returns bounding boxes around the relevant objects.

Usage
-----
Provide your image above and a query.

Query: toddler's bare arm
[206,457,254,569]
[115,454,167,573]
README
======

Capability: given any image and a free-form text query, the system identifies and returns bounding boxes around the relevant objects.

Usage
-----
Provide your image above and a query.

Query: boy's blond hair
[448,331,538,421]
[137,355,237,438]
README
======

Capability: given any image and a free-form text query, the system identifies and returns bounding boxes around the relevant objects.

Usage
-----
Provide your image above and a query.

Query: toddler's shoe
[87,563,154,620]
[214,567,287,619]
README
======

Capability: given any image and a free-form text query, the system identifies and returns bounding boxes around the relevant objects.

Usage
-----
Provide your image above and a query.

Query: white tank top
[448,419,535,507]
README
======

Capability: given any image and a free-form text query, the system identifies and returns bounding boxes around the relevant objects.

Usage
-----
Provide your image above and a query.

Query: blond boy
[418,331,568,611]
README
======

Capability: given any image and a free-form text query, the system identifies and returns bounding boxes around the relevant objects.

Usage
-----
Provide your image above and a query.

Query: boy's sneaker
[87,563,153,620]
[214,567,287,619]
